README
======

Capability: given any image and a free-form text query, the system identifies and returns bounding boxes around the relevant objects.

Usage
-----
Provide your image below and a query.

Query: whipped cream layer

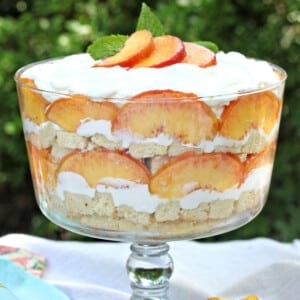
[23,118,278,152]
[20,52,281,103]
[55,165,272,213]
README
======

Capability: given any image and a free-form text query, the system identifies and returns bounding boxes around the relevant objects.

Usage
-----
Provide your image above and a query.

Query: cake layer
[48,188,265,234]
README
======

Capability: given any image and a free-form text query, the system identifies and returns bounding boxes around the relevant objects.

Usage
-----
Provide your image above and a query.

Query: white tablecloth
[1,234,300,300]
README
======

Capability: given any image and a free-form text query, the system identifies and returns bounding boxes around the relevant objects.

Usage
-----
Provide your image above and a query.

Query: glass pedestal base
[127,243,173,299]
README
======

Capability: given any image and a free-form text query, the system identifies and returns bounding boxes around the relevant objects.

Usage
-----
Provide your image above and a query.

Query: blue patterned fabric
[0,256,69,300]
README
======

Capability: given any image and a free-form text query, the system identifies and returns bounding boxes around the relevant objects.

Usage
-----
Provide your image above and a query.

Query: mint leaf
[195,41,219,53]
[87,34,128,60]
[136,3,164,36]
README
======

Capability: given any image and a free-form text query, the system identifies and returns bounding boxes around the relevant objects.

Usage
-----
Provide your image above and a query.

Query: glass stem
[126,242,174,300]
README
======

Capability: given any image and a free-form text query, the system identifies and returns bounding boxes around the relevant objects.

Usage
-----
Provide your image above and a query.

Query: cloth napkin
[0,283,18,300]
[0,254,69,300]
[0,234,300,300]
[0,245,46,277]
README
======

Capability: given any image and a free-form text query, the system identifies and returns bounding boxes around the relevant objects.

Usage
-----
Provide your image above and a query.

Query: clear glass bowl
[15,59,286,299]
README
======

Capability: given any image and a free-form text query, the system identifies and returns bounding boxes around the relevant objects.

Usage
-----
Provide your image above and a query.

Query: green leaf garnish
[86,3,220,62]
[195,41,219,53]
[87,34,128,60]
[136,3,164,36]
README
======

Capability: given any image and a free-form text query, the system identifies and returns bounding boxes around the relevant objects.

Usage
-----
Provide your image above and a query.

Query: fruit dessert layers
[17,39,284,234]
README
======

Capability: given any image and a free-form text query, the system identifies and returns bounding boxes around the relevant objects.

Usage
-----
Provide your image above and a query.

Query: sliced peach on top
[219,91,281,140]
[207,298,233,300]
[133,35,186,68]
[93,30,154,68]
[150,151,244,198]
[18,78,50,124]
[57,149,150,188]
[183,42,217,68]
[241,296,259,300]
[245,142,276,174]
[112,90,218,145]
[45,94,119,132]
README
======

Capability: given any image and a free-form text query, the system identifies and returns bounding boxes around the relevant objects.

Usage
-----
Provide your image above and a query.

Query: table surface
[1,234,300,300]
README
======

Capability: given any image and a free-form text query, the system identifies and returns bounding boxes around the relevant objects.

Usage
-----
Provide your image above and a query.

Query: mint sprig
[87,3,219,60]
[136,3,165,36]
[87,34,128,60]
[195,41,219,53]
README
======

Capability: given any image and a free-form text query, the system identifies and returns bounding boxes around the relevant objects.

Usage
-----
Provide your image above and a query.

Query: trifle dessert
[15,16,285,240]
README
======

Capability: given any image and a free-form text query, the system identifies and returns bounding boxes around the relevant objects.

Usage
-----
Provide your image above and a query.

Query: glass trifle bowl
[15,47,286,299]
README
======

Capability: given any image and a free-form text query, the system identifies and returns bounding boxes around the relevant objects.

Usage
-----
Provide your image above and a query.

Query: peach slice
[245,142,276,174]
[133,35,186,68]
[18,78,50,124]
[57,149,150,187]
[219,91,281,140]
[207,297,259,300]
[45,94,119,132]
[183,42,217,67]
[93,30,154,68]
[112,90,218,145]
[206,298,233,300]
[150,151,244,198]
[27,142,57,191]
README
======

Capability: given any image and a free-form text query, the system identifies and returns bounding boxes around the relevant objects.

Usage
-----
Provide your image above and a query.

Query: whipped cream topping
[20,52,281,103]
[55,165,273,213]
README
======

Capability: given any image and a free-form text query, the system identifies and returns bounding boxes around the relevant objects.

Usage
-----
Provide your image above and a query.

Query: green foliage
[194,41,219,53]
[87,34,128,59]
[0,0,299,241]
[136,2,165,36]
